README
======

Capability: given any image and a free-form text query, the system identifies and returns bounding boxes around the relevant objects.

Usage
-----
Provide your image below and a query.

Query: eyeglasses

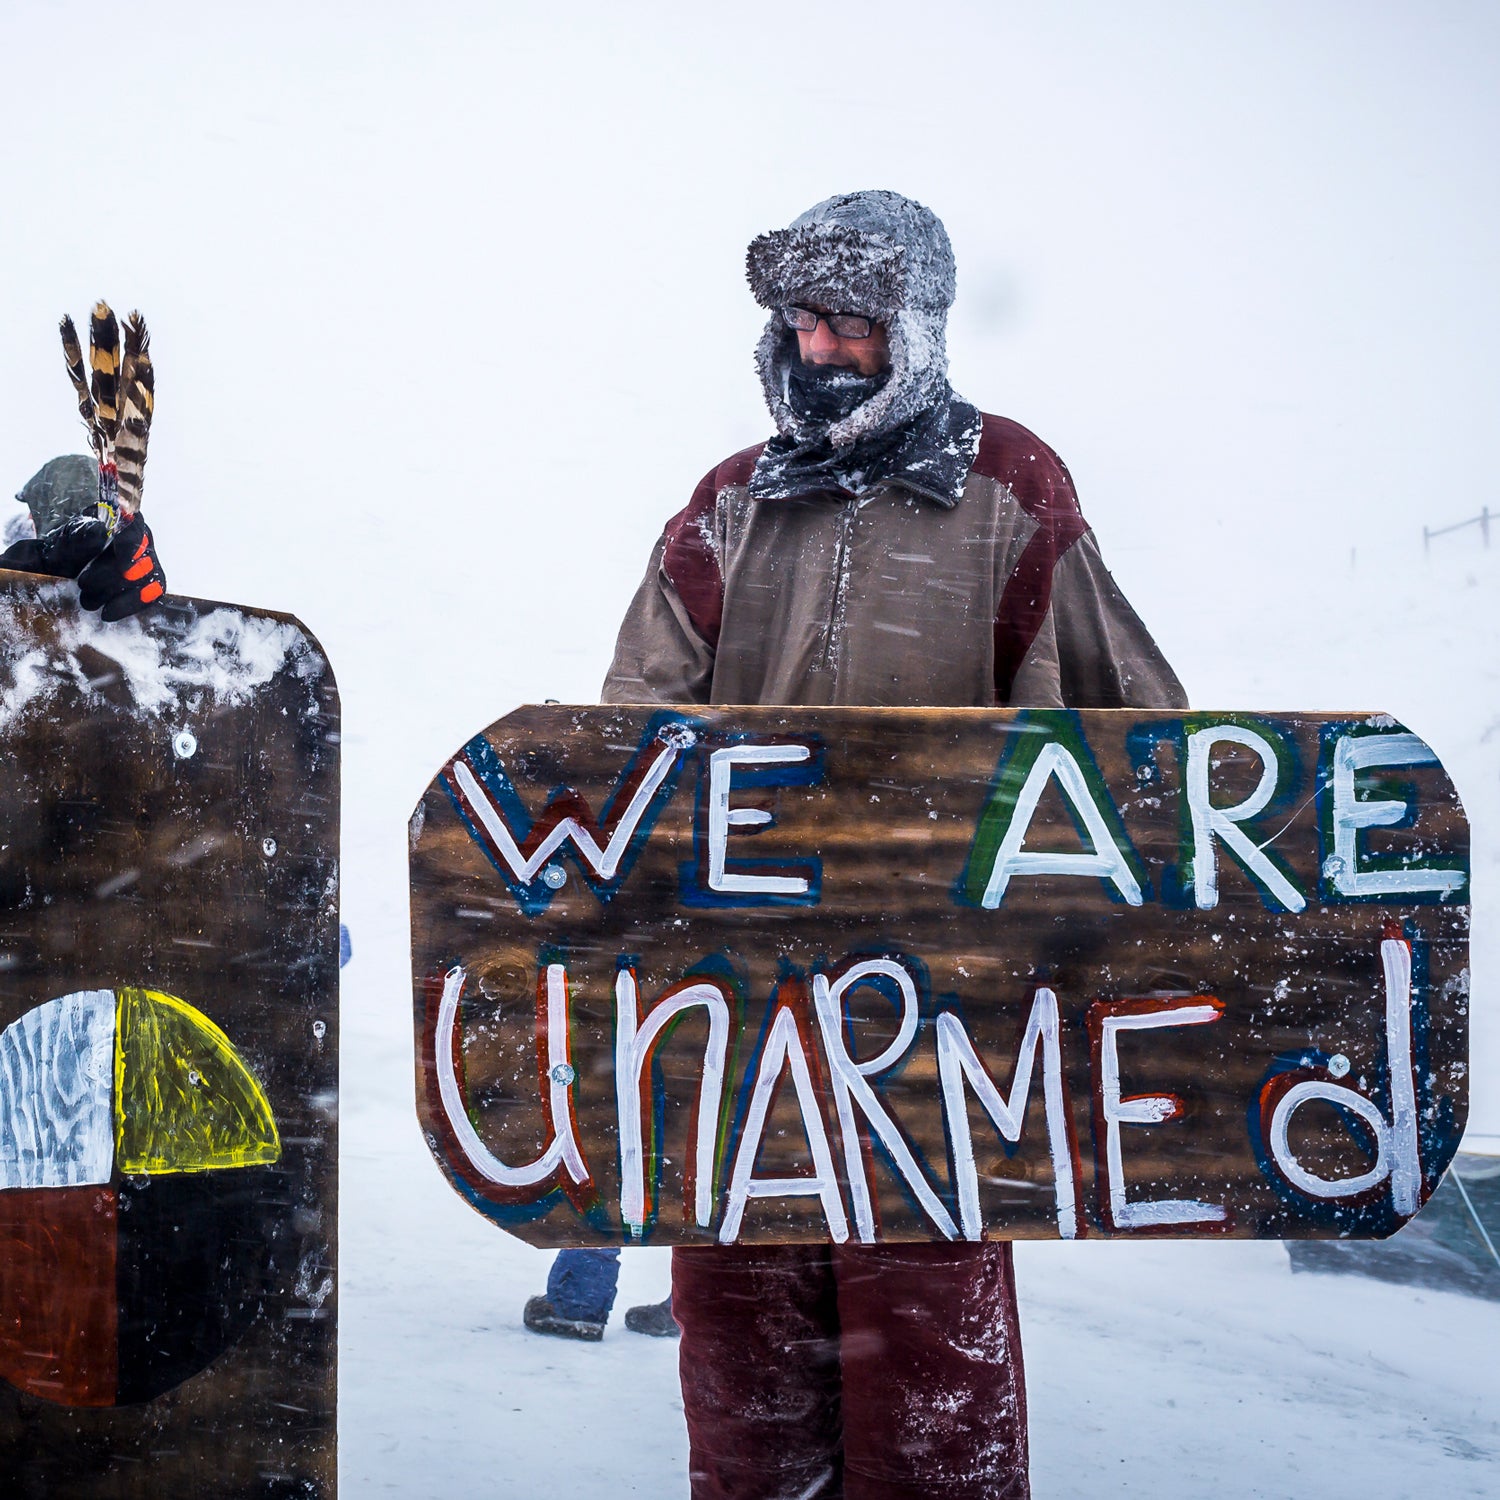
[780,306,878,340]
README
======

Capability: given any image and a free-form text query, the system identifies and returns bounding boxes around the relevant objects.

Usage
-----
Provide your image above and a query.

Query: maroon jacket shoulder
[712,443,766,491]
[972,413,1088,532]
[975,414,1094,701]
[661,442,766,650]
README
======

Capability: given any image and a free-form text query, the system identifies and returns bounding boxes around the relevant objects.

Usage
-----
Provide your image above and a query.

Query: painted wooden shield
[411,705,1468,1250]
[0,573,338,1498]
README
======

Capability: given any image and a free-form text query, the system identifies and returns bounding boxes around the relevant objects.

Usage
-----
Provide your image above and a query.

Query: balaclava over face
[746,189,957,450]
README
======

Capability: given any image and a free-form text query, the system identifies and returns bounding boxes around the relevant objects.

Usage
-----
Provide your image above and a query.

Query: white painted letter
[1097,1001,1227,1229]
[719,1006,849,1244]
[1267,937,1421,1214]
[937,988,1079,1239]
[434,964,589,1190]
[707,744,812,895]
[979,742,1143,908]
[450,734,683,886]
[812,959,957,1242]
[1328,732,1464,898]
[615,969,731,1233]
[1186,725,1305,912]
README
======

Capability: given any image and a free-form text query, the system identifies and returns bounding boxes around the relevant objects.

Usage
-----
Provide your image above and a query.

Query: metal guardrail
[1424,507,1491,551]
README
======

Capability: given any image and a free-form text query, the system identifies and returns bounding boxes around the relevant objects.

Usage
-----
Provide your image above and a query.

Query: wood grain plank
[412,705,1470,1249]
[0,574,338,1498]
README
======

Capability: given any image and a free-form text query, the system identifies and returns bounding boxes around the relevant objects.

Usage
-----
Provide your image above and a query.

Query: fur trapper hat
[746,190,956,448]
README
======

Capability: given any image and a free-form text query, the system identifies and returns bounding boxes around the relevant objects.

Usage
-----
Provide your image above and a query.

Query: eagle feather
[56,300,156,521]
[115,312,153,517]
[88,302,121,446]
[58,314,103,461]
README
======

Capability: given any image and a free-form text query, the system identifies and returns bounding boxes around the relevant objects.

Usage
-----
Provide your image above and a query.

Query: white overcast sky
[2,2,1496,668]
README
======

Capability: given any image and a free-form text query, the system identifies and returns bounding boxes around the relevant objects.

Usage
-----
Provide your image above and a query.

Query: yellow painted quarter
[114,988,281,1174]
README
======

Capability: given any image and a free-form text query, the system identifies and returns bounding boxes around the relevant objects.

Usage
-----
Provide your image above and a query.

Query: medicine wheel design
[0,988,281,1406]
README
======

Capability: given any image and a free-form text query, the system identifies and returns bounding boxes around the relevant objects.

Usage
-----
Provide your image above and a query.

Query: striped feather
[88,302,121,448]
[58,315,103,460]
[115,312,154,517]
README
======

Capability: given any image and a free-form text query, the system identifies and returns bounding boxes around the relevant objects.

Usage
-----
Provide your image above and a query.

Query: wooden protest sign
[410,704,1468,1249]
[0,574,339,1498]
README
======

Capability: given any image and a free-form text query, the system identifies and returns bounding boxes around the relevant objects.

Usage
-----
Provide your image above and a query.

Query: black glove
[78,514,167,621]
[0,513,166,621]
[1,513,108,576]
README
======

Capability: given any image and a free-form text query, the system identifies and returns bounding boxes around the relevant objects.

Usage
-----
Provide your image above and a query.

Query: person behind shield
[3,305,167,619]
[2,453,165,619]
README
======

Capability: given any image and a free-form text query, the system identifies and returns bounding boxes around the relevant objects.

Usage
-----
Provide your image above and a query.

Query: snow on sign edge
[0,574,333,731]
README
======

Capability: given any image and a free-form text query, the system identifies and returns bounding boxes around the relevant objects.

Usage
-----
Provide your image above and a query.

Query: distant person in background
[1,454,166,619]
[523,1249,676,1341]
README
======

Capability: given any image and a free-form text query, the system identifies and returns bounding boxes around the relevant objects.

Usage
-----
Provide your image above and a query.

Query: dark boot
[523,1294,605,1342]
[623,1296,678,1337]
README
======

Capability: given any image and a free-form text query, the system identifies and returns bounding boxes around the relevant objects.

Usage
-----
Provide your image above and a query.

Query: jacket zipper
[815,495,860,682]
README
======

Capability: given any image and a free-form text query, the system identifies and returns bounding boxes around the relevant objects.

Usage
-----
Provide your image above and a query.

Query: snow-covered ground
[3,4,1498,1494]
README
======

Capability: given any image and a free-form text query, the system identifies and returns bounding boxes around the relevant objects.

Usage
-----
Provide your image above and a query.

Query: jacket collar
[748,387,982,510]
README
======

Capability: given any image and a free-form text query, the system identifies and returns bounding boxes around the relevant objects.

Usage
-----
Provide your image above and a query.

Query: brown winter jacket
[602,412,1187,713]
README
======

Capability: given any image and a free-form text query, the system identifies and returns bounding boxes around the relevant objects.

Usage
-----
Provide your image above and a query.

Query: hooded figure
[602,190,1189,1500]
[9,454,98,542]
[745,189,983,506]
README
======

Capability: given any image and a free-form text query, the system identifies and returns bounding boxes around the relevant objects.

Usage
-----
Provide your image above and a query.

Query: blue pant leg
[546,1247,622,1323]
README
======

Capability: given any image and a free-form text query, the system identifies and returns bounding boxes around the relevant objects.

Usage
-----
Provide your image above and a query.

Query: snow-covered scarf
[750,380,981,508]
[745,189,979,504]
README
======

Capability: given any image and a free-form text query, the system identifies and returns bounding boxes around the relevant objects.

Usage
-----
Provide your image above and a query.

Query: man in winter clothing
[603,190,1186,1499]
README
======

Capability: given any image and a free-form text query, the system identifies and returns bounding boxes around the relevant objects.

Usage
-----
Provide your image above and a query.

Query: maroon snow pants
[672,1241,1029,1500]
